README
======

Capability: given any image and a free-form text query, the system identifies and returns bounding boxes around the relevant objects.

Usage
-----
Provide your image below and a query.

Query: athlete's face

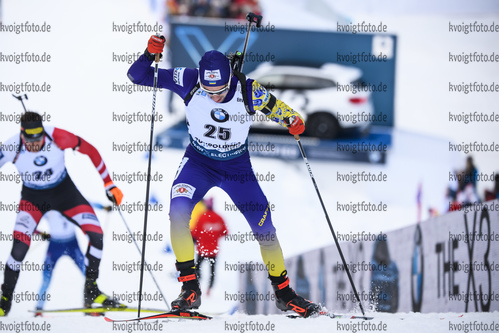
[22,134,45,153]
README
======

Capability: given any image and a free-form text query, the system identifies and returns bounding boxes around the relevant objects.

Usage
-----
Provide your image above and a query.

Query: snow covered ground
[0,0,498,332]
[1,311,499,333]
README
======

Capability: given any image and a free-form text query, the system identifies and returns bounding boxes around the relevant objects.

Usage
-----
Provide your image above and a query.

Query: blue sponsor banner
[170,18,396,127]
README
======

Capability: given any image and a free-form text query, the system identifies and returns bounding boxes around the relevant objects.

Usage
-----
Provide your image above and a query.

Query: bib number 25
[204,125,231,140]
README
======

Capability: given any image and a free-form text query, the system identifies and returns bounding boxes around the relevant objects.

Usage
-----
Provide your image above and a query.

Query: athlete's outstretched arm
[127,36,198,100]
[51,128,123,204]
[248,80,305,130]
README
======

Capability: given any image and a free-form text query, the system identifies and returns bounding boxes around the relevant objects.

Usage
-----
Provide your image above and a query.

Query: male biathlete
[127,35,321,317]
[0,112,123,316]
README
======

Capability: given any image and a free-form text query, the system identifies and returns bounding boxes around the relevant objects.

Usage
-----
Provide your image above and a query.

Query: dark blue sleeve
[127,54,198,100]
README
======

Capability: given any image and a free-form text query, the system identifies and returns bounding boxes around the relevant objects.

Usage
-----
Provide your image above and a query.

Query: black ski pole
[12,94,28,112]
[115,204,170,310]
[137,49,161,318]
[232,12,262,73]
[291,132,367,316]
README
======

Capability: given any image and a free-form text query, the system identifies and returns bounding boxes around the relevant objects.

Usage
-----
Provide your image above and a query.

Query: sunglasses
[23,134,44,143]
[200,76,232,96]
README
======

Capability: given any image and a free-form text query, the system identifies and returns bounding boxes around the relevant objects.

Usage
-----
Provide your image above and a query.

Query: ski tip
[104,317,114,322]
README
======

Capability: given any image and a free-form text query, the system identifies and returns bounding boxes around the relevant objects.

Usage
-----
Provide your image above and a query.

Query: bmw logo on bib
[211,108,229,123]
[34,156,48,166]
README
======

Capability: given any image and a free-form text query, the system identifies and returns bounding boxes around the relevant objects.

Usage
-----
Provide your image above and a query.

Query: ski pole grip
[246,12,263,27]
[154,33,162,63]
[283,117,300,140]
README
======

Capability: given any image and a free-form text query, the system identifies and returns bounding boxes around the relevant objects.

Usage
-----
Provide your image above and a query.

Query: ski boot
[34,307,43,317]
[0,266,20,317]
[0,285,13,317]
[270,271,322,318]
[171,260,202,311]
[84,275,124,315]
